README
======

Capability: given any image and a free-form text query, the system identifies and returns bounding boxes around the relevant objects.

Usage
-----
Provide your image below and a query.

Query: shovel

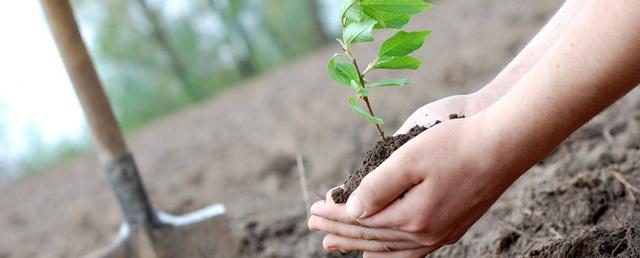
[41,1,237,257]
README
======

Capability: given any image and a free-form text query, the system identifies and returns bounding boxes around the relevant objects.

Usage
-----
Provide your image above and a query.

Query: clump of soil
[331,114,464,203]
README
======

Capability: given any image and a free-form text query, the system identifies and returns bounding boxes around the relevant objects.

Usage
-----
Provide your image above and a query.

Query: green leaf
[341,0,365,24]
[348,95,384,125]
[363,7,411,29]
[351,80,369,97]
[328,54,360,86]
[378,30,431,57]
[382,15,411,28]
[343,19,377,46]
[376,14,411,29]
[367,78,410,87]
[373,55,422,70]
[360,0,433,15]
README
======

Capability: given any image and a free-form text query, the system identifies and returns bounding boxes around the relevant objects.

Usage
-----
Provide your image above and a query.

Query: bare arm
[398,0,586,132]
[472,0,587,110]
[486,0,640,176]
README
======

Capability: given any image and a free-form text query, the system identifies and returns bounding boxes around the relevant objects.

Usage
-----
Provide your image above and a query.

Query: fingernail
[346,194,364,219]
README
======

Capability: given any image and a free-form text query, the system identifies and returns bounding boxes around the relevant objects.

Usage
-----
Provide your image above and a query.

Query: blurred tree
[134,0,203,101]
[259,0,326,60]
[207,0,257,77]
[307,0,332,43]
[78,0,188,129]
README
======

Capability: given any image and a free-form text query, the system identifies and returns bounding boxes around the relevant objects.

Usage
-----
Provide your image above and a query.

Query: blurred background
[0,0,339,184]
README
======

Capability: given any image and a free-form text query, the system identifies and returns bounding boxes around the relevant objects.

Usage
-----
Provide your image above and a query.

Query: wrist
[469,105,539,181]
[468,67,524,113]
[465,82,503,115]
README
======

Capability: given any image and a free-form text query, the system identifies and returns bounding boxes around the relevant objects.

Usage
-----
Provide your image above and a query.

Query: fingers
[323,234,422,253]
[311,200,401,228]
[363,245,442,258]
[346,149,423,219]
[308,215,414,241]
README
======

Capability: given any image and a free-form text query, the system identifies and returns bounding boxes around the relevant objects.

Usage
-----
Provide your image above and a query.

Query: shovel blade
[83,204,237,258]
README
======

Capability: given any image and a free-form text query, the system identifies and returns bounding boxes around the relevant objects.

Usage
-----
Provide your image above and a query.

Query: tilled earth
[2,0,639,257]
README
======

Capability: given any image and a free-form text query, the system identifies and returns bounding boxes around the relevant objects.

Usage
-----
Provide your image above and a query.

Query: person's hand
[394,93,489,135]
[309,112,526,257]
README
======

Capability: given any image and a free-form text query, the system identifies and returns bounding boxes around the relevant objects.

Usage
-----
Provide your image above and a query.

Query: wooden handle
[41,0,128,160]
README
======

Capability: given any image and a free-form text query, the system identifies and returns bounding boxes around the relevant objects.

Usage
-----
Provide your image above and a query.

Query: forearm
[471,0,586,110]
[486,0,640,176]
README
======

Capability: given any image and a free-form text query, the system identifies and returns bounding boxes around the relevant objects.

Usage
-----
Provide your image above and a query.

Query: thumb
[346,149,422,219]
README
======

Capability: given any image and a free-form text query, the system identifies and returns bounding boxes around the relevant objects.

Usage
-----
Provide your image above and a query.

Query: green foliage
[378,30,431,57]
[328,54,360,87]
[348,95,384,125]
[360,0,432,14]
[328,0,431,132]
[370,11,410,29]
[367,78,409,87]
[343,19,377,46]
[373,55,422,70]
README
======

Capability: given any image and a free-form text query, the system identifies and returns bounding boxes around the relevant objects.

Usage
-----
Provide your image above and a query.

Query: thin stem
[350,55,385,139]
[362,96,385,139]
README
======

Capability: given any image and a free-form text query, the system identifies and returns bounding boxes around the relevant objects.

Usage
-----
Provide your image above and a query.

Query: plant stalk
[362,96,385,139]
[351,56,385,139]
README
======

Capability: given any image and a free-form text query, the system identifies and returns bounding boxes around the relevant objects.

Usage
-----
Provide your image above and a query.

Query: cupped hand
[395,94,469,135]
[309,112,524,257]
[394,93,490,135]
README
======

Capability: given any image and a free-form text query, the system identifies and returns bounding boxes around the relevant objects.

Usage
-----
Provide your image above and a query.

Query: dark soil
[239,214,362,258]
[473,156,640,258]
[534,218,640,258]
[331,115,464,204]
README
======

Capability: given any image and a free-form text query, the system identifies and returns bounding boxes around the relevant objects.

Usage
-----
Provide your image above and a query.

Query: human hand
[309,112,525,257]
[394,93,491,135]
[394,94,468,135]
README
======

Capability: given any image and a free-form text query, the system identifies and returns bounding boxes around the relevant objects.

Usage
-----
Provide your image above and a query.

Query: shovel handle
[41,0,128,161]
[42,0,157,226]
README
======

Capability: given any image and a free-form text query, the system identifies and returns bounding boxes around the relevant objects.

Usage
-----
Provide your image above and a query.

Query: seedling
[328,0,432,139]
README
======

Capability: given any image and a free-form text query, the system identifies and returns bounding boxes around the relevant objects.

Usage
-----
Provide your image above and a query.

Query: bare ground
[1,0,639,257]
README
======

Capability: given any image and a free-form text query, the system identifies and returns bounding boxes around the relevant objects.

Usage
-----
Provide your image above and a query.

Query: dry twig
[296,153,311,218]
[606,168,640,202]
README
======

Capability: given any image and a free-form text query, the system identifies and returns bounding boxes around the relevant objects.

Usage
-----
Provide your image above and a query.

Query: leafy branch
[328,0,432,140]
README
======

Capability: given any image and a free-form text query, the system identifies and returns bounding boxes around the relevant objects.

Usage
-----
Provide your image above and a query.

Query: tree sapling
[328,0,432,140]
[328,0,437,203]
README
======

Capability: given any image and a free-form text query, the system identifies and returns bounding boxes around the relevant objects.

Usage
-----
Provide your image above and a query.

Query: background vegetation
[77,0,335,130]
[0,0,337,182]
